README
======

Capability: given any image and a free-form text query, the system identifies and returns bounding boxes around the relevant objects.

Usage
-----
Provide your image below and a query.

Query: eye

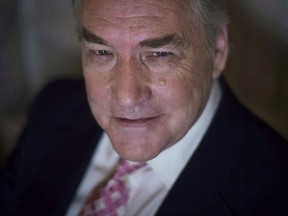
[89,50,113,56]
[143,51,174,62]
[152,51,173,57]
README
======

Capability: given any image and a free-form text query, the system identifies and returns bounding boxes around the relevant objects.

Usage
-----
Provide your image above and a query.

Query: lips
[114,116,160,128]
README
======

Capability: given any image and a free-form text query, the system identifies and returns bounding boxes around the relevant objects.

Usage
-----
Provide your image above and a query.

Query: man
[1,0,288,215]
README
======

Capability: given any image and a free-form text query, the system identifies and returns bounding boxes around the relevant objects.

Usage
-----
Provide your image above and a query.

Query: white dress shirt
[66,80,222,216]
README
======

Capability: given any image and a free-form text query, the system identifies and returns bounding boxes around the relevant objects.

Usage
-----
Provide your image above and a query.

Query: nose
[113,59,152,107]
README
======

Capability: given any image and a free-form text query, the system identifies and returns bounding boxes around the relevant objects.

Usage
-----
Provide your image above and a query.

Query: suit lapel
[156,80,250,216]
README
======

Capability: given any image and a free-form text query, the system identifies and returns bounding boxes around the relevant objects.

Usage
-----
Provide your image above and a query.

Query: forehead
[80,0,197,42]
[81,0,191,15]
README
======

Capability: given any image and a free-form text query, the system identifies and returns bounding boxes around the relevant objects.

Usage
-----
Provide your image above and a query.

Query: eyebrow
[140,34,184,48]
[79,27,184,49]
[79,27,109,45]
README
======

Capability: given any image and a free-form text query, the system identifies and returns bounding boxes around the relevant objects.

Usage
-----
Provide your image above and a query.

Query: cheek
[159,76,201,112]
[159,70,212,128]
[83,71,111,117]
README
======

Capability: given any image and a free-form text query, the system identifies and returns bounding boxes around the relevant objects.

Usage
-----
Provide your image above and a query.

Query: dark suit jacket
[1,78,288,216]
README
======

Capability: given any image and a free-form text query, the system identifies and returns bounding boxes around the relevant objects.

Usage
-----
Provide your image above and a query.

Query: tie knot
[114,159,147,179]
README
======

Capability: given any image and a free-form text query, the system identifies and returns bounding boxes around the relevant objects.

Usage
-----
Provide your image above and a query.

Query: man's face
[79,0,227,162]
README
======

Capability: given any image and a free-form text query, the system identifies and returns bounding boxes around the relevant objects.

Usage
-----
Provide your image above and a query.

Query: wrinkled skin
[79,0,228,162]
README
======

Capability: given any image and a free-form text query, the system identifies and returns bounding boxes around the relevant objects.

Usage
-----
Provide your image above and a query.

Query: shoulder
[217,78,288,213]
[219,77,287,147]
[216,77,288,183]
[30,78,87,118]
[27,78,96,129]
[0,78,101,215]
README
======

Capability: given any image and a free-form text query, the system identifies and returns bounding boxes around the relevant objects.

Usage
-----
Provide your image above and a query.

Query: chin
[111,139,164,162]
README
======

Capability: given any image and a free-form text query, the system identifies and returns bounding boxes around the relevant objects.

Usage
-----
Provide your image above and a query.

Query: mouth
[114,116,161,128]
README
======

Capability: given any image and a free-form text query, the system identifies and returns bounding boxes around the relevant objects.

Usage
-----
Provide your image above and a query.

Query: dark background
[1,0,287,164]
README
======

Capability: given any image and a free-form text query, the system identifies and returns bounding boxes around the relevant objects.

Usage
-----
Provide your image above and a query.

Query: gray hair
[191,0,229,53]
[72,0,228,51]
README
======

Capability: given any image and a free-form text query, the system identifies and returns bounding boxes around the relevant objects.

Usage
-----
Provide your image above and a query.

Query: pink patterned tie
[79,159,146,216]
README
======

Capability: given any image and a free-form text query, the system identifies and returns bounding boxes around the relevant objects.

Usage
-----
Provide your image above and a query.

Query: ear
[212,25,229,79]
